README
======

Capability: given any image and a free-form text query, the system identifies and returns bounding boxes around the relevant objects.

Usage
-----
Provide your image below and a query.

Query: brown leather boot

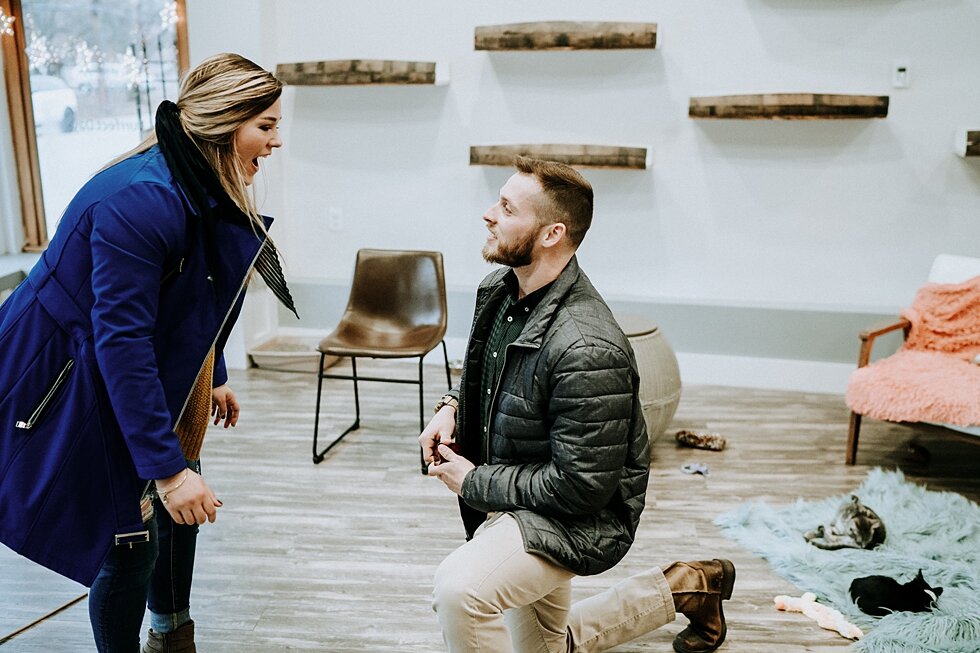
[664,559,736,653]
[141,620,196,653]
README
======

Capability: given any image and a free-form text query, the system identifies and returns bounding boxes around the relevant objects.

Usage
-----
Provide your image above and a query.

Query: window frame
[0,0,189,252]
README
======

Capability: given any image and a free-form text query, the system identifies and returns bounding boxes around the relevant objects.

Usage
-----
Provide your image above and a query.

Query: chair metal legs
[312,341,454,468]
[417,357,427,474]
[440,340,452,389]
[313,355,361,463]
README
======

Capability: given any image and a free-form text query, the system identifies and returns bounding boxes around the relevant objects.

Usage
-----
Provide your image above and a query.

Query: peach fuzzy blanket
[846,274,980,426]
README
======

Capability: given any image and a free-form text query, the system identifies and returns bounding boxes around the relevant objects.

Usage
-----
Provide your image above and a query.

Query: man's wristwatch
[434,394,459,414]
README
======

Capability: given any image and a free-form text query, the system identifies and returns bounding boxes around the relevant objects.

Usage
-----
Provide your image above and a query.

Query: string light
[159,2,178,30]
[122,48,140,86]
[26,30,56,71]
[0,8,15,37]
[74,41,102,70]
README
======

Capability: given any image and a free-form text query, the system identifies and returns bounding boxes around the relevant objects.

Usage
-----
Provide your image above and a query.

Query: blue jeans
[147,498,199,633]
[89,464,200,652]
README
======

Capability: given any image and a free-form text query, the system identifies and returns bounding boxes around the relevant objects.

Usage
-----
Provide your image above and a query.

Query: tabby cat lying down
[804,495,886,550]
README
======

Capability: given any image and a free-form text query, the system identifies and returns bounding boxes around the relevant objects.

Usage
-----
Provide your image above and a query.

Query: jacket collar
[506,255,582,348]
[174,183,275,231]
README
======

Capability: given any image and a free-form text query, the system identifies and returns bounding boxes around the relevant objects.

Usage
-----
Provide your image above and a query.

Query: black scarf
[155,100,298,318]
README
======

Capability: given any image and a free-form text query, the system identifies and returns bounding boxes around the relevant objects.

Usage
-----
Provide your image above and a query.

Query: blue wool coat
[0,146,269,586]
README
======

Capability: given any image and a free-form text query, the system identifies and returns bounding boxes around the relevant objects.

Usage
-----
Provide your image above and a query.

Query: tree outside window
[2,0,187,249]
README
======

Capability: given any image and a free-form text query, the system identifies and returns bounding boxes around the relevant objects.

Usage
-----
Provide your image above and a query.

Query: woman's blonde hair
[105,53,282,229]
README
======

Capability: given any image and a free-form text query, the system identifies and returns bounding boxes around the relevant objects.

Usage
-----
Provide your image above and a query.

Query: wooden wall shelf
[469,144,649,170]
[275,60,447,86]
[957,130,980,157]
[689,94,889,120]
[474,21,657,51]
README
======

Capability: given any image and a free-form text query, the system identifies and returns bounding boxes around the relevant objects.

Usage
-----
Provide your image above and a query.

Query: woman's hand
[155,468,222,525]
[211,384,239,428]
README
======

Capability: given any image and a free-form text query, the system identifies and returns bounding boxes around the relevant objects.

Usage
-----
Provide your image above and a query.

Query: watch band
[434,394,459,414]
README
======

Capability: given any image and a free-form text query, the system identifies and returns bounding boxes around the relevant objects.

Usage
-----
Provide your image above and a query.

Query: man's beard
[482,228,537,267]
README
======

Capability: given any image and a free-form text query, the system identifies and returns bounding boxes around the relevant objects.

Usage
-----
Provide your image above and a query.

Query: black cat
[849,569,943,616]
[804,495,886,550]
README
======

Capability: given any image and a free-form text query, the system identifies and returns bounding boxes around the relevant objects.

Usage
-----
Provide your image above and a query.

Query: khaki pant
[433,513,676,653]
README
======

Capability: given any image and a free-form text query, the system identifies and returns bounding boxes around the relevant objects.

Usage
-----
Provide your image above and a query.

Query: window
[0,0,188,251]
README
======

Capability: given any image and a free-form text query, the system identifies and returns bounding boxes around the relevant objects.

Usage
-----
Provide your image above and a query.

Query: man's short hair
[515,156,593,248]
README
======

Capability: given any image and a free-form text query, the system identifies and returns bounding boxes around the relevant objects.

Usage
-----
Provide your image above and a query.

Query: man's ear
[540,222,567,248]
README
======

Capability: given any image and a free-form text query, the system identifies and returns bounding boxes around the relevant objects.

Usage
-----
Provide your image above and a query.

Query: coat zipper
[170,237,267,429]
[16,359,75,430]
[140,234,267,501]
[159,257,186,287]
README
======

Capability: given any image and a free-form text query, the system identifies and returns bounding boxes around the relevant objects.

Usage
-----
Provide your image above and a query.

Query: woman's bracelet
[156,469,189,504]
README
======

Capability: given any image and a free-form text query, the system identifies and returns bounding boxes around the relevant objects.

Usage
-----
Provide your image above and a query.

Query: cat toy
[774,592,864,640]
[675,429,727,451]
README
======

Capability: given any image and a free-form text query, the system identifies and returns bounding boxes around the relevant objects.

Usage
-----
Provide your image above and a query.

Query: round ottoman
[615,313,682,443]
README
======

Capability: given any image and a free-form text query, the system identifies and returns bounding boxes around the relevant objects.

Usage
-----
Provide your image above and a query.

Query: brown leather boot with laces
[141,620,196,653]
[664,559,736,653]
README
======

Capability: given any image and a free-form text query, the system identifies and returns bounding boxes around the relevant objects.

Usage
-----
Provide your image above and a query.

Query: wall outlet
[892,59,911,89]
[327,207,343,231]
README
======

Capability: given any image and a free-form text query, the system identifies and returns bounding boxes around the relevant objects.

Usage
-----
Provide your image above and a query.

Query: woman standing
[0,53,296,652]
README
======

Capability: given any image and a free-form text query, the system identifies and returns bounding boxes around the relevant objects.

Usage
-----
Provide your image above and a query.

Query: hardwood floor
[2,361,978,651]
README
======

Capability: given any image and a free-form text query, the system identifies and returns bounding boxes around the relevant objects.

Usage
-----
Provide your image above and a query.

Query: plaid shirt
[478,272,553,461]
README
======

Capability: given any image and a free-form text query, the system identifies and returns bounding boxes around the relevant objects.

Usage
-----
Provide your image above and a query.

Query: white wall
[0,1,971,388]
[186,0,980,319]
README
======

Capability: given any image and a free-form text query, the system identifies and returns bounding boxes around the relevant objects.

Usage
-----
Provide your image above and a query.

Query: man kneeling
[420,156,736,653]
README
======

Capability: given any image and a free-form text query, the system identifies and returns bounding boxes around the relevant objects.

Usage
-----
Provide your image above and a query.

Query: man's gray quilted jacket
[456,256,651,576]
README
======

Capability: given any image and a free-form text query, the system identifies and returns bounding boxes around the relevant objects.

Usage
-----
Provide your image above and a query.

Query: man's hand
[211,384,239,428]
[418,406,457,465]
[155,468,222,525]
[427,444,475,495]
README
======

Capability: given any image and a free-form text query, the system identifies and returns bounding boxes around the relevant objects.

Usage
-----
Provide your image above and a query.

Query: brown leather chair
[312,249,452,469]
